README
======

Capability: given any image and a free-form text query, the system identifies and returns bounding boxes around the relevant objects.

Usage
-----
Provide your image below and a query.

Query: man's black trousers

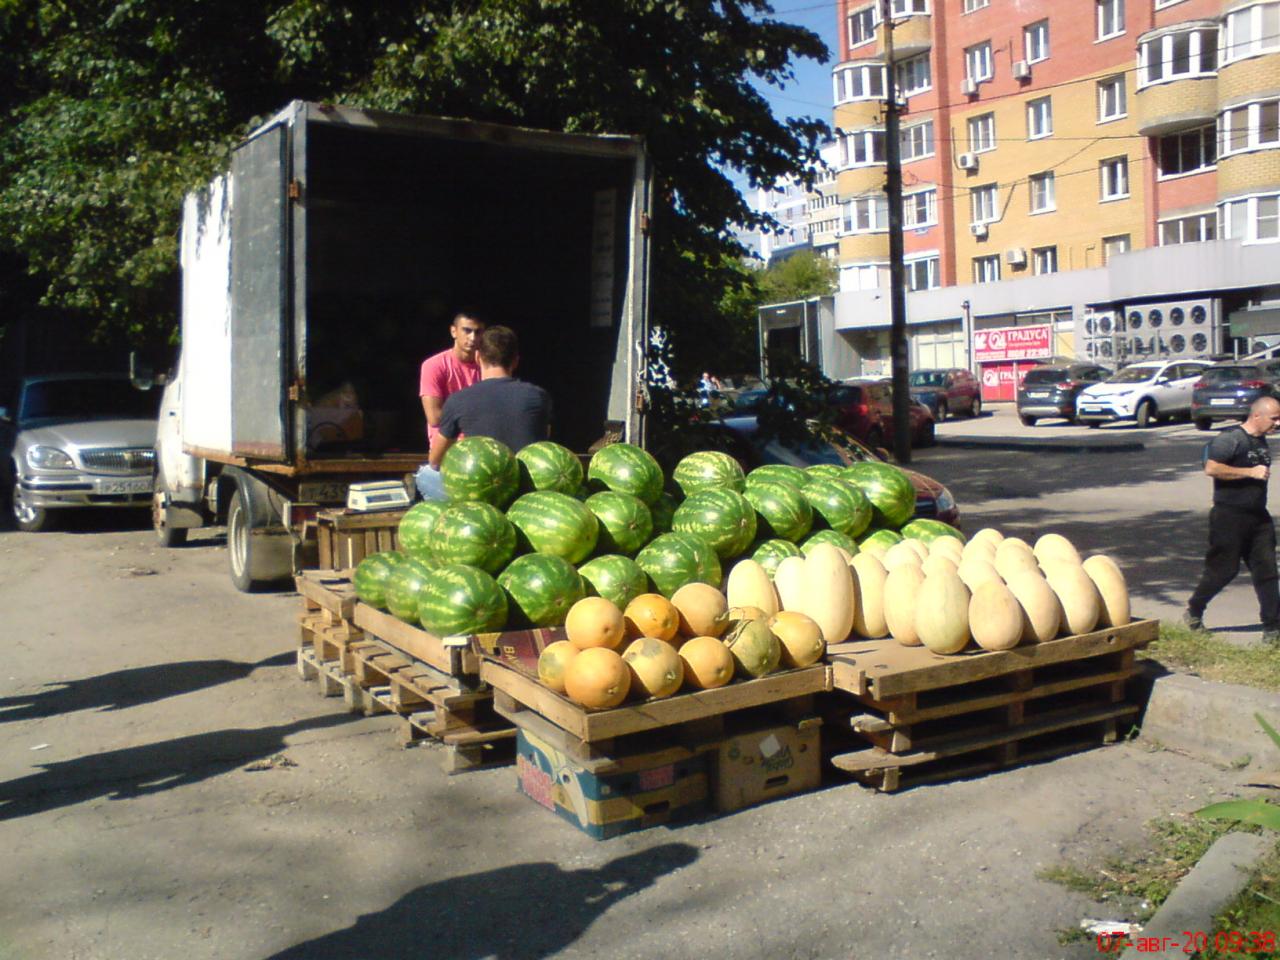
[1188,505,1280,629]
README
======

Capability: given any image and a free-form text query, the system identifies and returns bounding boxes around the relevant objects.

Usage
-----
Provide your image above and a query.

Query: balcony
[877,14,932,60]
[1134,23,1219,136]
[1135,77,1218,136]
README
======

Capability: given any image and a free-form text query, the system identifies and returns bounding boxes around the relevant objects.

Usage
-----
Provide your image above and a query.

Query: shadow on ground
[265,843,700,960]
[0,651,294,723]
[0,712,357,821]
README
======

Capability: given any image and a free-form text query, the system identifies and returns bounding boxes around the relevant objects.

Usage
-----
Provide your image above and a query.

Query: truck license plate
[101,477,152,495]
[298,481,349,503]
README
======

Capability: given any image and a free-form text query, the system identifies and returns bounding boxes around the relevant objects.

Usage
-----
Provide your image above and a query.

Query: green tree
[757,247,837,304]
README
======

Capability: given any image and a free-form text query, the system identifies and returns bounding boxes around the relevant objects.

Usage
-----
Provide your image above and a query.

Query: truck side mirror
[129,351,155,391]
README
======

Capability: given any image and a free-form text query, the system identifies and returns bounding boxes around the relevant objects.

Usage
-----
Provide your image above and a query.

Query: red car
[832,380,936,449]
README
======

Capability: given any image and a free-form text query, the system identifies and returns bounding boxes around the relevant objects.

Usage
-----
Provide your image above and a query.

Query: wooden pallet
[824,619,1157,792]
[315,507,407,571]
[354,602,482,680]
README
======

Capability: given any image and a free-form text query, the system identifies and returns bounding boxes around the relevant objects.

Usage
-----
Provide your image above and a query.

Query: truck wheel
[152,481,188,547]
[226,479,294,592]
[1135,400,1155,428]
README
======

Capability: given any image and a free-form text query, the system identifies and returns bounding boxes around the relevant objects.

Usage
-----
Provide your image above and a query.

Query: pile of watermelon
[352,437,950,638]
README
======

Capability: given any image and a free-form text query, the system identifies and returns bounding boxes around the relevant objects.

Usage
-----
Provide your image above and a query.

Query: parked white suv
[1075,360,1210,428]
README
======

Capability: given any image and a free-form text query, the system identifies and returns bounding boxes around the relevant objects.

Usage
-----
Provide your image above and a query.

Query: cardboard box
[712,719,822,813]
[515,727,709,840]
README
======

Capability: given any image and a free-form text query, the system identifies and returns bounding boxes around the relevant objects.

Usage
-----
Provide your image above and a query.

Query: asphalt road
[0,412,1263,960]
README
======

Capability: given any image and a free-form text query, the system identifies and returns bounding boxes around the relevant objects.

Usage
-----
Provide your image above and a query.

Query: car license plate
[1027,391,1049,399]
[101,477,152,495]
[1210,398,1234,405]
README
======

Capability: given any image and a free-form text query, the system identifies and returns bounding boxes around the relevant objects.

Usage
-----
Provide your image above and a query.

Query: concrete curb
[1141,673,1280,771]
[1119,832,1272,959]
[935,436,1145,453]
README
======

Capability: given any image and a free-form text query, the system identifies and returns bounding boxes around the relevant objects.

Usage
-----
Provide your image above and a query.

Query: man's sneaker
[1182,610,1205,631]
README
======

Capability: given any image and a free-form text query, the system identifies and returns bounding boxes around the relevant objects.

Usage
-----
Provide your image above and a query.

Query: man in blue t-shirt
[427,325,552,473]
[1185,395,1280,643]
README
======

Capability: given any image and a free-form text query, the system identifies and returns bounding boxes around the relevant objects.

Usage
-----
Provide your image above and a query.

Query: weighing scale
[346,480,413,512]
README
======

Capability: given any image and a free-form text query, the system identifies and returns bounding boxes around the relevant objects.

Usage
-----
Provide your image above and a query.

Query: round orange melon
[563,647,631,708]
[622,637,684,699]
[769,610,826,668]
[670,582,729,639]
[623,593,680,641]
[536,640,580,693]
[678,636,735,690]
[564,596,625,650]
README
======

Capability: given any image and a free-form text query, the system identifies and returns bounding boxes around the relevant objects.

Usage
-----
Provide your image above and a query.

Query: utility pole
[881,0,912,464]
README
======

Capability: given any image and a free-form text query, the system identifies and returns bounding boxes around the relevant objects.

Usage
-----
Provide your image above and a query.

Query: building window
[1032,246,1058,275]
[1029,172,1056,213]
[965,42,993,82]
[1099,157,1130,201]
[841,262,889,292]
[1223,3,1280,64]
[1024,20,1050,63]
[1159,211,1216,245]
[848,5,878,48]
[843,195,890,233]
[904,254,940,291]
[1097,0,1124,40]
[903,188,938,228]
[1219,193,1280,243]
[963,0,989,10]
[889,0,929,15]
[1137,28,1218,88]
[833,63,886,104]
[968,113,996,153]
[894,54,932,96]
[1155,0,1186,8]
[973,255,1001,283]
[1103,234,1130,262]
[971,183,999,224]
[1097,75,1127,122]
[900,120,935,161]
[1219,100,1280,157]
[1158,125,1216,177]
[839,129,887,167]
[1027,97,1053,139]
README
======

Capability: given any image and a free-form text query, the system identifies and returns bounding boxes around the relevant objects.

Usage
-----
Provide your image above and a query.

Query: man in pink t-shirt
[416,312,483,499]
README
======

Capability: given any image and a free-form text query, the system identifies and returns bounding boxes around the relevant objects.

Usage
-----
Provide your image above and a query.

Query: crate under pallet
[824,619,1158,792]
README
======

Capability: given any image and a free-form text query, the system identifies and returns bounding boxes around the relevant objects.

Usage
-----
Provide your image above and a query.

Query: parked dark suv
[908,368,982,420]
[1191,359,1280,430]
[1016,362,1111,426]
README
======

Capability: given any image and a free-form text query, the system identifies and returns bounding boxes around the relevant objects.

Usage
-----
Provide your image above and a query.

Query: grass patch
[1201,841,1280,959]
[1143,623,1280,692]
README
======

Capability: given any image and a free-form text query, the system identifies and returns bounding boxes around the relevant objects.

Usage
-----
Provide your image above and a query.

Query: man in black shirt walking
[427,325,552,471]
[1185,396,1280,643]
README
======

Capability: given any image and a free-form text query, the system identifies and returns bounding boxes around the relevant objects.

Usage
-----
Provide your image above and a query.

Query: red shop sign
[973,324,1052,362]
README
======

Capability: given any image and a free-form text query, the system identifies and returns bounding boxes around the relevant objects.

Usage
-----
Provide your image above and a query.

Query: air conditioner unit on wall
[961,78,978,96]
[970,223,989,239]
[1012,60,1031,80]
[957,152,979,170]
[1005,247,1027,266]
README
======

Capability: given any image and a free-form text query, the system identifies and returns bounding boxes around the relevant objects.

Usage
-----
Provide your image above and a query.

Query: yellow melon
[902,538,930,561]
[972,527,1005,546]
[678,635,735,689]
[565,596,626,650]
[883,541,925,571]
[956,557,1002,593]
[1045,564,1102,636]
[916,571,972,655]
[968,579,1023,651]
[1083,555,1131,627]
[884,563,926,646]
[961,537,997,564]
[1034,533,1082,567]
[769,610,826,668]
[563,647,631,708]
[929,536,965,563]
[994,546,1040,582]
[1004,569,1061,643]
[798,544,856,645]
[536,640,580,693]
[725,559,779,616]
[850,552,889,638]
[622,637,684,699]
[858,539,891,560]
[773,555,808,610]
[623,593,679,642]
[921,554,958,579]
[670,582,729,639]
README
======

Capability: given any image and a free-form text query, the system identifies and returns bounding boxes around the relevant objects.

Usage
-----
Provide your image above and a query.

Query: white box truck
[152,101,652,590]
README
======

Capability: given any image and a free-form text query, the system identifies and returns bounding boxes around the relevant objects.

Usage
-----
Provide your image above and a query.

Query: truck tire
[226,475,293,593]
[152,479,188,547]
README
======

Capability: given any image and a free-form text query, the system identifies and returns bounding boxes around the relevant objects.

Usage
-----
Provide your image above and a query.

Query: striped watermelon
[672,450,746,497]
[578,554,650,610]
[801,529,858,556]
[900,518,965,543]
[506,491,599,564]
[750,539,804,577]
[802,478,873,538]
[587,442,664,504]
[398,501,447,562]
[498,554,586,627]
[516,441,584,495]
[746,464,807,492]
[636,532,722,597]
[843,462,917,529]
[649,492,680,534]
[417,563,508,636]
[804,464,845,484]
[353,550,405,609]
[672,489,757,559]
[441,436,520,507]
[585,491,653,556]
[859,527,904,551]
[744,481,813,543]
[384,557,436,623]
[428,502,517,574]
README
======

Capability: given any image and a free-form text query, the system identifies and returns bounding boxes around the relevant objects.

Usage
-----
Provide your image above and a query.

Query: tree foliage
[0,0,829,356]
[756,248,837,305]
